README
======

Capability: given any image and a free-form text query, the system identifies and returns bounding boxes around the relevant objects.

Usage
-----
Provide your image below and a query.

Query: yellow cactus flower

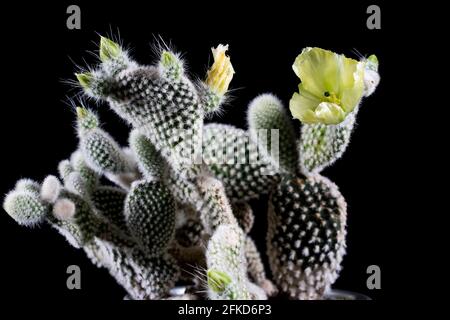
[289,47,365,125]
[205,44,235,96]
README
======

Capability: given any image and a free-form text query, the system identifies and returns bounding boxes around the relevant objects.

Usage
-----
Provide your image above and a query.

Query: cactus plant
[204,47,379,299]
[3,37,378,300]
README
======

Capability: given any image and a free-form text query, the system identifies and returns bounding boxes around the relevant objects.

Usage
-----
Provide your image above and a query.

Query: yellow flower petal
[205,44,235,96]
[314,102,346,124]
[293,47,340,97]
[289,92,321,124]
[340,61,365,112]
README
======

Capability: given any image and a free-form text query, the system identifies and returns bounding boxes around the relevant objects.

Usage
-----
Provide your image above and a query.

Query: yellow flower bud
[205,44,235,96]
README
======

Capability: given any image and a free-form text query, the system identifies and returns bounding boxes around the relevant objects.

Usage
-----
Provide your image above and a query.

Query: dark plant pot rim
[324,289,371,300]
[169,286,372,300]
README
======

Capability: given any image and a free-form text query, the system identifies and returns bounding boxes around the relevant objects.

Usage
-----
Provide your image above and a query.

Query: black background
[0,0,407,308]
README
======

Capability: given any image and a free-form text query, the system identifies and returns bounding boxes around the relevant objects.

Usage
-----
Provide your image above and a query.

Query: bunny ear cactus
[254,48,377,299]
[3,37,378,300]
[4,175,130,249]
[129,129,166,180]
[4,188,49,226]
[91,186,128,231]
[74,37,265,299]
[247,94,298,174]
[124,180,176,255]
[246,94,348,299]
[196,175,238,234]
[203,124,280,202]
[267,174,347,299]
[76,37,234,180]
[76,41,253,299]
[70,151,100,193]
[3,102,180,299]
[76,107,137,189]
[203,48,379,299]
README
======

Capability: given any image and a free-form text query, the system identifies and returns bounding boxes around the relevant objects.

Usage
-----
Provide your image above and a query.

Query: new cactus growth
[3,37,378,300]
[206,224,252,300]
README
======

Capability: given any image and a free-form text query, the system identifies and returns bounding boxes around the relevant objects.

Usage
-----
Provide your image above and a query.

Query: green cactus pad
[267,174,347,299]
[125,180,176,255]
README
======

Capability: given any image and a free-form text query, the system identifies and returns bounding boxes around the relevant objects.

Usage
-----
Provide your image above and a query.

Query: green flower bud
[366,54,379,71]
[99,36,121,62]
[75,72,93,89]
[207,269,232,293]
